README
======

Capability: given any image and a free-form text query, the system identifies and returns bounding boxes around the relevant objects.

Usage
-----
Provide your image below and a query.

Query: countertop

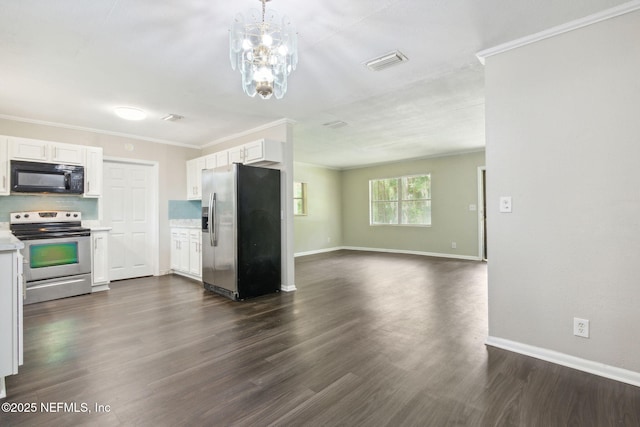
[0,231,24,251]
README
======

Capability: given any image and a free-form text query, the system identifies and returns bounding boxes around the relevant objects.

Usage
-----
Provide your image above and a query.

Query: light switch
[499,196,512,213]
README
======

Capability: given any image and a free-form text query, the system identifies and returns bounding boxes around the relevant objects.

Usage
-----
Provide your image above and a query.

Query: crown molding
[0,113,200,149]
[203,118,296,148]
[477,0,640,65]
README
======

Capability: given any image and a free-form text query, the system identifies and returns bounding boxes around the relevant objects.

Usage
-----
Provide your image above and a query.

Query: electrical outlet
[573,317,589,338]
[451,242,457,249]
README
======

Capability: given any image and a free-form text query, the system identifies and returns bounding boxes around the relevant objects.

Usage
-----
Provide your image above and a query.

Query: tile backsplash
[0,195,98,222]
[169,200,201,219]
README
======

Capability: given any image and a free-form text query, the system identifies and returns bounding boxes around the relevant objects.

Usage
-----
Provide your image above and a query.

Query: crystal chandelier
[229,0,298,99]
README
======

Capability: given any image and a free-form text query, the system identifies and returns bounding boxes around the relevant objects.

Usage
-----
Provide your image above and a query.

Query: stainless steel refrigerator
[201,163,281,300]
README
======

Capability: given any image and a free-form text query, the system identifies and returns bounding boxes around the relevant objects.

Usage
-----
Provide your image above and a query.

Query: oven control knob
[24,214,29,218]
[66,213,71,217]
[73,214,78,218]
[15,215,21,219]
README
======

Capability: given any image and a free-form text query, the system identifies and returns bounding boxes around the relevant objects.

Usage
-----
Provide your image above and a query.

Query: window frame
[369,174,431,227]
[293,181,308,216]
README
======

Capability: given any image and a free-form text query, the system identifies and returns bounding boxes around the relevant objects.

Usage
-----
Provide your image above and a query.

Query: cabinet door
[243,140,264,163]
[178,232,190,272]
[92,232,109,286]
[189,230,201,277]
[243,139,283,165]
[186,157,206,200]
[170,230,181,271]
[9,137,48,161]
[51,142,84,165]
[204,154,216,170]
[84,147,103,197]
[0,138,8,195]
[215,151,229,168]
[228,147,244,164]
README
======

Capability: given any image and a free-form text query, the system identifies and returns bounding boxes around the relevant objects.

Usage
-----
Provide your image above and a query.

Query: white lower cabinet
[1,244,24,399]
[91,229,110,291]
[171,228,201,280]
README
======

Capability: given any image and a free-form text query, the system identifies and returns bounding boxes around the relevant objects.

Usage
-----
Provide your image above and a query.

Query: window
[369,174,431,225]
[293,182,308,215]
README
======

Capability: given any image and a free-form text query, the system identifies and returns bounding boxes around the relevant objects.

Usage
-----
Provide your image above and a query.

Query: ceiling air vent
[162,114,184,122]
[365,50,409,71]
[322,120,348,129]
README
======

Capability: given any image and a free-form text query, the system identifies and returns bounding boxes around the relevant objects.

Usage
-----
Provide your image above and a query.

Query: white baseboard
[295,246,481,261]
[91,284,110,293]
[280,283,297,292]
[294,247,343,257]
[486,336,640,388]
[341,246,482,261]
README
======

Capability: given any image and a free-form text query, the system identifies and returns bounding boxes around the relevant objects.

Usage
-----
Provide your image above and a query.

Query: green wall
[294,151,485,259]
[293,162,343,255]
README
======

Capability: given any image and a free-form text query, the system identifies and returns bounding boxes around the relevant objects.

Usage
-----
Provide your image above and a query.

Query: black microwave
[11,160,85,194]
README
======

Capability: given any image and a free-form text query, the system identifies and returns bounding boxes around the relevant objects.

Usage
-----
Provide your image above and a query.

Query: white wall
[485,9,640,378]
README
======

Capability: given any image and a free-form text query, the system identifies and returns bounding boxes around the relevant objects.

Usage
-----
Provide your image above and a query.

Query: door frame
[477,166,487,261]
[101,156,160,277]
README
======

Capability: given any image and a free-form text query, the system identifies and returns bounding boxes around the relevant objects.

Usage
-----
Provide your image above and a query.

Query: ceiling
[0,0,629,169]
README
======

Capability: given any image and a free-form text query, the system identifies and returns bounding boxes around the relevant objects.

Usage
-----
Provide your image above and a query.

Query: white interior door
[103,161,155,281]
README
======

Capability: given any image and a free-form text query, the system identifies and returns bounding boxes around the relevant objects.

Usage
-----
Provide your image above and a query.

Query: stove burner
[10,211,91,240]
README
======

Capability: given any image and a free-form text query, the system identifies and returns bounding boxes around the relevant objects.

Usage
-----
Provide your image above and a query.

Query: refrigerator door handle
[208,192,215,247]
[212,193,218,247]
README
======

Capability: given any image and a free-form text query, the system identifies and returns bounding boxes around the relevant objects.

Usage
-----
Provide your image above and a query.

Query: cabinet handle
[2,176,5,189]
[87,181,91,193]
[95,238,98,251]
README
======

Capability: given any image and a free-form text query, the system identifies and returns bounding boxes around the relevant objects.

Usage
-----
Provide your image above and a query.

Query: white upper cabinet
[84,146,103,198]
[186,157,206,200]
[51,142,84,164]
[9,137,84,165]
[186,139,283,198]
[243,139,282,165]
[228,146,244,164]
[0,138,8,195]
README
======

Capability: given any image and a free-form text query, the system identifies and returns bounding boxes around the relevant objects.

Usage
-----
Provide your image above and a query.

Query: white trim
[103,155,157,166]
[280,283,297,292]
[203,118,296,148]
[91,284,110,293]
[342,148,486,171]
[476,0,640,64]
[486,336,640,388]
[0,114,199,149]
[294,247,343,257]
[340,246,481,261]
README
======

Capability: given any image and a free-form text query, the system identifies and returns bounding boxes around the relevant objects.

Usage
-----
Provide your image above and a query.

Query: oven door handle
[28,278,87,290]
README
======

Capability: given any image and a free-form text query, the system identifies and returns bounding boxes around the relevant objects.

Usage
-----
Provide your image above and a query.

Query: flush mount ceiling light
[229,0,298,100]
[114,107,147,121]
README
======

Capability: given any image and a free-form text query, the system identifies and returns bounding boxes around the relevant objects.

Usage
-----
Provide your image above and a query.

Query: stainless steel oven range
[10,211,92,305]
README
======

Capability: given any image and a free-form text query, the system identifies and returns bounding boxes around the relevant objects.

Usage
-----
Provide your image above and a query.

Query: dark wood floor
[2,250,639,426]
